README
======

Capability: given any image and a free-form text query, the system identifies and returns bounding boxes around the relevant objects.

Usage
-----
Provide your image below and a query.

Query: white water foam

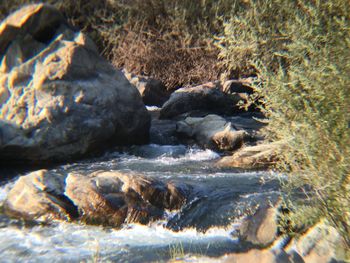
[146,106,161,111]
[0,222,236,262]
[154,148,220,165]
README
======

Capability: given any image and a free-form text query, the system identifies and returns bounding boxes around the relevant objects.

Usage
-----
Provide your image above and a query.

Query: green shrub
[218,0,350,246]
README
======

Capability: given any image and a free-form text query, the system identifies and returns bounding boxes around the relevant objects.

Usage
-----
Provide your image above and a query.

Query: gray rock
[0,4,150,163]
[150,119,182,145]
[160,82,243,119]
[124,71,170,107]
[176,114,249,152]
[286,222,348,263]
[226,115,266,132]
[238,201,280,247]
[221,79,254,94]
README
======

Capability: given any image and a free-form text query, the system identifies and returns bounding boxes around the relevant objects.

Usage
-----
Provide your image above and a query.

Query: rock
[124,71,170,107]
[238,201,279,247]
[217,142,283,169]
[0,4,150,163]
[221,249,292,263]
[176,115,249,152]
[4,170,188,227]
[3,170,77,221]
[150,119,182,145]
[0,4,67,58]
[184,249,292,263]
[286,221,348,263]
[221,79,254,95]
[226,114,266,132]
[160,82,243,119]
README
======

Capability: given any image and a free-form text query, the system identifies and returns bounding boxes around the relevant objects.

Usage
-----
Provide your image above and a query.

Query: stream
[0,144,280,262]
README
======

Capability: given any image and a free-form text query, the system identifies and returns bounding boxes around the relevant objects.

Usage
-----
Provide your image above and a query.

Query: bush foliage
[218,0,350,245]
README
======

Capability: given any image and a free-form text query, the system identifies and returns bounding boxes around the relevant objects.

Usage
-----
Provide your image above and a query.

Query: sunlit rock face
[4,170,188,227]
[0,4,150,163]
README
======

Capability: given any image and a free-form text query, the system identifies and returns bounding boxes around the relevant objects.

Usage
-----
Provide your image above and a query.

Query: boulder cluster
[1,5,343,263]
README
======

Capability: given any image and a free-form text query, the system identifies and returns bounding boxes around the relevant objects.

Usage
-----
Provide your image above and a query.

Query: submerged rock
[4,170,188,227]
[176,114,249,152]
[0,4,150,163]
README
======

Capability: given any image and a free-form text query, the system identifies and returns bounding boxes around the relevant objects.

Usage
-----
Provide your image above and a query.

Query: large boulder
[4,169,188,227]
[0,4,150,163]
[176,114,249,152]
[160,82,244,119]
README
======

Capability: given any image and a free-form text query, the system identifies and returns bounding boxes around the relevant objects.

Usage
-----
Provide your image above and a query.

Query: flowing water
[0,144,280,262]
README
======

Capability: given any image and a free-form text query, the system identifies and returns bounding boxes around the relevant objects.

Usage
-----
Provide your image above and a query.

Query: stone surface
[238,201,279,247]
[221,249,292,263]
[226,114,266,132]
[124,71,170,107]
[160,82,243,119]
[4,170,188,227]
[217,142,283,169]
[221,79,254,95]
[176,114,249,152]
[3,169,77,221]
[286,222,348,263]
[0,4,150,163]
[177,249,292,263]
[150,119,181,145]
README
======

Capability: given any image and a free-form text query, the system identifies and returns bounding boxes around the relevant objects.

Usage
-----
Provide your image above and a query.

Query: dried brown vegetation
[0,0,237,89]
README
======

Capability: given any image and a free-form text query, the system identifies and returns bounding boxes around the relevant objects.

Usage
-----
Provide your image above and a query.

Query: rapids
[0,144,280,262]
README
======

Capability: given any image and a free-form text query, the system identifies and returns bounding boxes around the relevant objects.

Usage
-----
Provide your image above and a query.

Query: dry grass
[0,0,239,90]
[112,28,220,90]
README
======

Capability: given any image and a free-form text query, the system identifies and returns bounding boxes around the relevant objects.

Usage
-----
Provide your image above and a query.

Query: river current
[0,144,280,262]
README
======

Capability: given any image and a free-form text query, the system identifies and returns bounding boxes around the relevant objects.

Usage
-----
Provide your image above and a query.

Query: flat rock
[217,142,284,169]
[0,4,150,163]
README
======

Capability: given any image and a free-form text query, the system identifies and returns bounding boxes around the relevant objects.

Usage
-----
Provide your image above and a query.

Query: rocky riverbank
[0,4,347,263]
